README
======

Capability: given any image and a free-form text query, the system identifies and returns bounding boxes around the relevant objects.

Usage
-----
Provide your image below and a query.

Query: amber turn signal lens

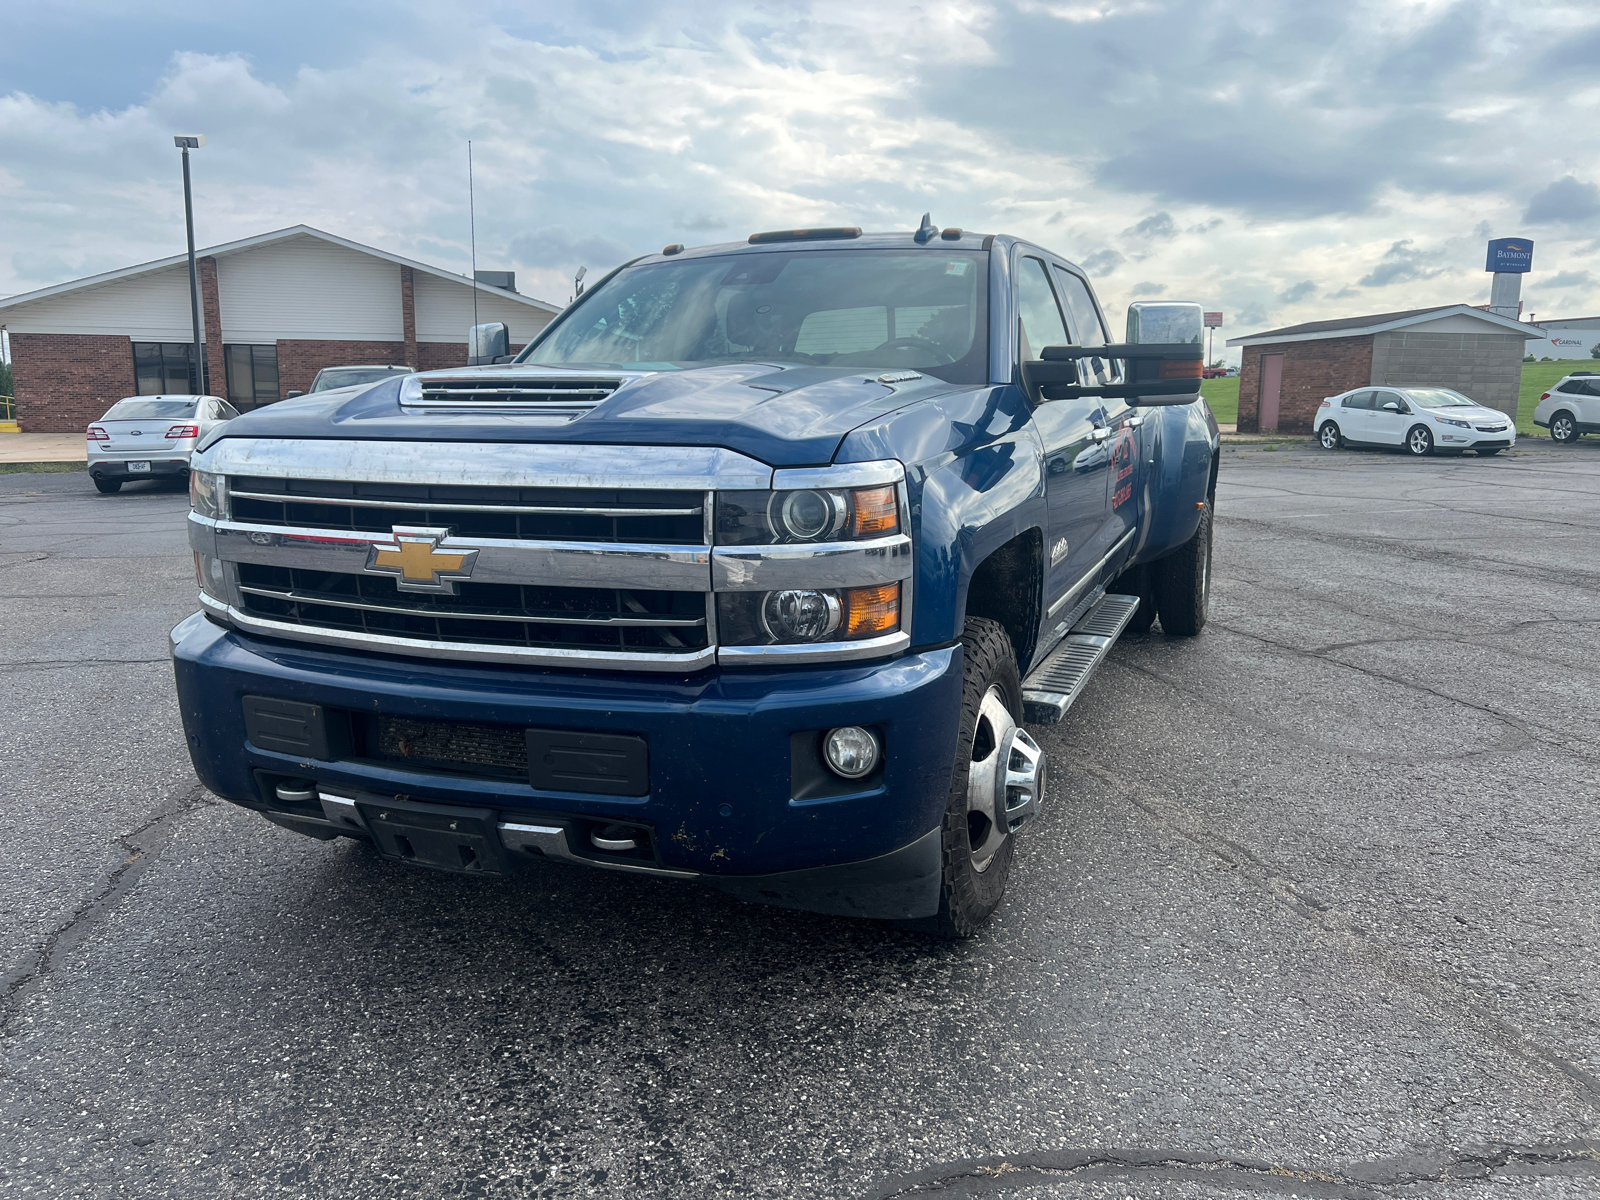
[1158,358,1203,379]
[850,486,899,537]
[843,583,900,638]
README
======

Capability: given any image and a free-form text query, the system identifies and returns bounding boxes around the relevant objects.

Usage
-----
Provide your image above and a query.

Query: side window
[1015,256,1068,362]
[216,400,240,419]
[1374,390,1405,412]
[1053,266,1119,383]
[1052,268,1106,346]
[1343,391,1372,409]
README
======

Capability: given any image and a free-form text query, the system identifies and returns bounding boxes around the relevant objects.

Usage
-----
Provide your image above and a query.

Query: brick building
[1226,305,1540,434]
[0,226,560,432]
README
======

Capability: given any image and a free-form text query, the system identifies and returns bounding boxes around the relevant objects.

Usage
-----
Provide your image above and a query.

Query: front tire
[1318,422,1343,450]
[92,477,121,494]
[1550,411,1579,443]
[1406,425,1434,456]
[925,616,1030,938]
[1154,501,1212,637]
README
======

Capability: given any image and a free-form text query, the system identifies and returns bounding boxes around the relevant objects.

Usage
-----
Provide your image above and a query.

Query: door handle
[1090,427,1111,442]
[1125,415,1145,428]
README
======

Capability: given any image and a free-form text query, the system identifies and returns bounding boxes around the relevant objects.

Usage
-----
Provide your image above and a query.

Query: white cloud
[1,0,1598,353]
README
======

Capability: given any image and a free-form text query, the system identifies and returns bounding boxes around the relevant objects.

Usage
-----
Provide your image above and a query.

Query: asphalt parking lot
[1,438,1598,1199]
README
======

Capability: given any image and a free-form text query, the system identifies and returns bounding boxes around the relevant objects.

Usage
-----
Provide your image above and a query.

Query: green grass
[0,461,86,474]
[1515,360,1595,435]
[1200,377,1239,425]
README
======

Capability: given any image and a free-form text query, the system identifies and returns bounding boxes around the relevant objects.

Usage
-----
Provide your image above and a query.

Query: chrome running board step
[1021,593,1141,725]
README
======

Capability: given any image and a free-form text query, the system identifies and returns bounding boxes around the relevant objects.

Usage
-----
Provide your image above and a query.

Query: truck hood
[208,362,967,467]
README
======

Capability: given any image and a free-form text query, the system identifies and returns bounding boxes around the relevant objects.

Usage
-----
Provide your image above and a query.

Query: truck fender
[1134,400,1220,564]
[910,434,1045,652]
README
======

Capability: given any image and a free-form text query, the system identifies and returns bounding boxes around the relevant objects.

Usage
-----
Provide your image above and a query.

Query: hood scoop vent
[406,376,624,419]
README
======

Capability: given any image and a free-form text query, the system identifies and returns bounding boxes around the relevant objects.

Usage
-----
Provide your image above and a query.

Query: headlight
[190,469,225,518]
[1435,417,1470,428]
[719,583,900,646]
[716,486,899,545]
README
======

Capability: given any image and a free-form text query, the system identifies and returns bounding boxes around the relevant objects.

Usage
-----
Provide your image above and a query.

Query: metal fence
[0,395,14,422]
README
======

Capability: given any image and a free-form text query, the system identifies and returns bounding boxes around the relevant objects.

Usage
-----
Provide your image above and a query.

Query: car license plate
[128,461,151,473]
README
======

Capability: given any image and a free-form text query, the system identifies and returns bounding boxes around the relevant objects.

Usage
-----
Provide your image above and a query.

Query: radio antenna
[468,140,479,340]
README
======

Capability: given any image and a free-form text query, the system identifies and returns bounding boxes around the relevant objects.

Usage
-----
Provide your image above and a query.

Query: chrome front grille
[1474,423,1508,433]
[228,476,704,545]
[236,563,708,653]
[188,439,912,672]
[413,376,621,415]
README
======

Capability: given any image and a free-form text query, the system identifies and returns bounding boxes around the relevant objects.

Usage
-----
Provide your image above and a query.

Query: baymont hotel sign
[1486,238,1534,273]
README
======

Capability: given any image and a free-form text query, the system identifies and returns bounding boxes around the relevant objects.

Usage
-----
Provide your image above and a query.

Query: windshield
[103,399,197,419]
[312,367,409,391]
[1405,388,1475,408]
[522,248,989,384]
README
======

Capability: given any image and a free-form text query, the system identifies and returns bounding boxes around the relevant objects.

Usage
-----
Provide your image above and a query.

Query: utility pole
[175,135,207,393]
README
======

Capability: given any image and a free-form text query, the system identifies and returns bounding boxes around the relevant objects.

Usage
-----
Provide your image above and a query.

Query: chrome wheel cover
[966,685,1043,873]
[1320,424,1339,449]
[1408,427,1431,455]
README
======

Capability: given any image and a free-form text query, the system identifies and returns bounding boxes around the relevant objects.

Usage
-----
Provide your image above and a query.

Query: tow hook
[591,823,642,853]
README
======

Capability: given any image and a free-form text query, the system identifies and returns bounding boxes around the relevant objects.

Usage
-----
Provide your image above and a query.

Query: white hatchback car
[1315,386,1516,456]
[1532,372,1600,443]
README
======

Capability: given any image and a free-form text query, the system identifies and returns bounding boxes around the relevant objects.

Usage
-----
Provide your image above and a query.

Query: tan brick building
[1226,305,1540,434]
[0,226,560,432]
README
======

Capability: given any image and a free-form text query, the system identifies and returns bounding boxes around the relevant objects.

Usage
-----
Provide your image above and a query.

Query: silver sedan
[86,394,238,494]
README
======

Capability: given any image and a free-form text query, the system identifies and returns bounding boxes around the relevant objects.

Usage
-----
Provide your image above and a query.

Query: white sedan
[86,394,238,493]
[1314,386,1516,456]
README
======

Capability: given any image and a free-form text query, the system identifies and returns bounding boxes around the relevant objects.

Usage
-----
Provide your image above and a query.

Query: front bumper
[171,613,963,915]
[1433,424,1516,450]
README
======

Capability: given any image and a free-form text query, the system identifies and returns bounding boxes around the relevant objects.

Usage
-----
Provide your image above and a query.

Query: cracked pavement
[0,441,1598,1198]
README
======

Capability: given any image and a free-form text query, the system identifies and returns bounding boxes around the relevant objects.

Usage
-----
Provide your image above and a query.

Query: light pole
[174,135,206,394]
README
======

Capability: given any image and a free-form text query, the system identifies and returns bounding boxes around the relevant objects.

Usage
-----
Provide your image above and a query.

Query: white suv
[1315,386,1516,456]
[1532,373,1600,443]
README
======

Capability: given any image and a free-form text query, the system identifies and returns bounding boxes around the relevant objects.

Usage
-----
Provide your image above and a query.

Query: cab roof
[629,228,1008,266]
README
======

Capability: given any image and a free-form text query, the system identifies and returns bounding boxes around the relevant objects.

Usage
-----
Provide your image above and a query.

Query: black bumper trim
[704,826,943,921]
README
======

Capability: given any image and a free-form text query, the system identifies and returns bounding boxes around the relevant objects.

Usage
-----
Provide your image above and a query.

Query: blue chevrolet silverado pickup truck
[172,219,1219,937]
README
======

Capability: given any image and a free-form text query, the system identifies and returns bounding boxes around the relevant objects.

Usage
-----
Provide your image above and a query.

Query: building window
[133,342,209,395]
[224,344,280,409]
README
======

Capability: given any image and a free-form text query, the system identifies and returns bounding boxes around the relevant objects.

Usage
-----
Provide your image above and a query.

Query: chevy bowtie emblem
[365,526,479,594]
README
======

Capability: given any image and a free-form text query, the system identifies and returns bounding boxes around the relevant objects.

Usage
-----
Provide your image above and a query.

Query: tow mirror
[1023,301,1204,405]
[285,389,304,399]
[468,321,510,365]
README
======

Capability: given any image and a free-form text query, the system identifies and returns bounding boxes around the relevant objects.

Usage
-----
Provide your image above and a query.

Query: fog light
[762,589,842,642]
[823,726,880,779]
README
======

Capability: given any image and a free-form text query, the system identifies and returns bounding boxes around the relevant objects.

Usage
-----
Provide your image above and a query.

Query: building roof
[0,225,561,316]
[1226,303,1542,348]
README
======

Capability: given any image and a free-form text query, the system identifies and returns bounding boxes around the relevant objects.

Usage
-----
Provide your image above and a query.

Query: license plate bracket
[356,797,509,875]
[128,461,151,473]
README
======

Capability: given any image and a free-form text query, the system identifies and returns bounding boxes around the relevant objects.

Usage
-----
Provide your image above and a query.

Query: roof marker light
[747,227,862,244]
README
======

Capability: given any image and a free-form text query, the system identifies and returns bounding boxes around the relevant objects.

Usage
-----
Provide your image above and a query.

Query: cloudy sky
[3,0,1599,358]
